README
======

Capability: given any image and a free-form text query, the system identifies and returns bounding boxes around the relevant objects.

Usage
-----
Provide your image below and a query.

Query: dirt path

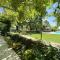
[0,36,21,60]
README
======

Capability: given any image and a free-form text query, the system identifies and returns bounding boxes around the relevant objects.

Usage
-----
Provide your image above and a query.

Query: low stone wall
[8,33,47,49]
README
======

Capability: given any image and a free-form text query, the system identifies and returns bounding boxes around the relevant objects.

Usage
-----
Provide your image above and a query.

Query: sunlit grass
[28,33,60,43]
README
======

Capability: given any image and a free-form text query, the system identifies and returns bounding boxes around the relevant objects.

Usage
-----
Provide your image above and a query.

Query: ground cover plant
[4,33,60,60]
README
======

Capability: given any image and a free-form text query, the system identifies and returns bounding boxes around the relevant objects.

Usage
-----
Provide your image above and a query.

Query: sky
[47,16,57,27]
[46,2,58,27]
[0,2,59,27]
[0,7,4,13]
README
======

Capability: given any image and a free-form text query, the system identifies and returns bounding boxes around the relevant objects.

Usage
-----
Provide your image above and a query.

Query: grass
[28,33,60,43]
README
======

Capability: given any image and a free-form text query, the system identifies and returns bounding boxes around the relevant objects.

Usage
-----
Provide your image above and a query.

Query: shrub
[23,49,35,60]
[5,33,60,60]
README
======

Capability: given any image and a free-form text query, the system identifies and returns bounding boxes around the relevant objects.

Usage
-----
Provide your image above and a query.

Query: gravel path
[0,36,21,60]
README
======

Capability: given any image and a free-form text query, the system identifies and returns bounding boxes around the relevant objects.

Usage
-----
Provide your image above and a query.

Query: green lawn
[28,33,60,43]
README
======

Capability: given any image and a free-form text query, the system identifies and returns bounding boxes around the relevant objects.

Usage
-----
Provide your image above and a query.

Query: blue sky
[0,7,4,13]
[46,2,58,14]
[47,16,57,26]
[46,2,58,27]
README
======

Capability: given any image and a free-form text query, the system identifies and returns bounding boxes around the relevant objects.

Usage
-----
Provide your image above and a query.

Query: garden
[0,0,60,60]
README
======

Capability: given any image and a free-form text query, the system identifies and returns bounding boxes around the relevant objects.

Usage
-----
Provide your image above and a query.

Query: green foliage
[51,26,57,31]
[1,20,11,36]
[10,0,21,11]
[1,0,60,60]
[33,0,46,16]
[22,43,60,60]
[5,33,60,60]
[0,0,54,35]
[23,49,35,60]
[0,0,50,22]
[55,12,60,26]
[0,15,15,35]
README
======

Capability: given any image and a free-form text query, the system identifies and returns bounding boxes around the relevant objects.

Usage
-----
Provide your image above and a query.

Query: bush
[23,49,35,60]
[10,34,20,42]
[5,34,60,60]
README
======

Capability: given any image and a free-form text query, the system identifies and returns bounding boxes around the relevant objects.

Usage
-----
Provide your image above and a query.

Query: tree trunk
[39,15,42,40]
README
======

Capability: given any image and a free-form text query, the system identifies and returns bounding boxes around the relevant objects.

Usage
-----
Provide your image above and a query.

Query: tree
[51,0,60,27]
[0,14,16,35]
[0,0,52,39]
[43,20,51,31]
[32,0,50,40]
[54,3,60,27]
